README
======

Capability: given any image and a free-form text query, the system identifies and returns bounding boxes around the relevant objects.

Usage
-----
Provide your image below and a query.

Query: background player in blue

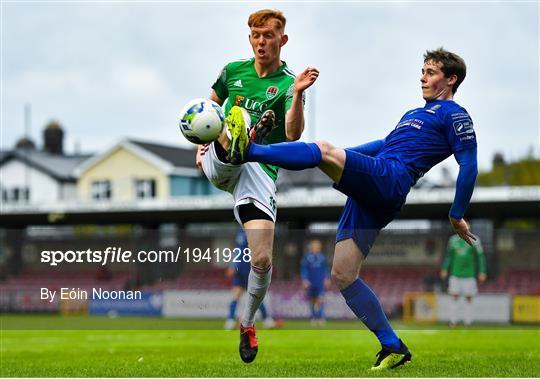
[228,48,478,369]
[225,229,278,330]
[300,239,331,325]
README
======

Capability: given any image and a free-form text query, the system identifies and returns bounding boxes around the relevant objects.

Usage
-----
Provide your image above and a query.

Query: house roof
[0,151,9,162]
[128,139,198,168]
[0,149,92,182]
[74,138,200,177]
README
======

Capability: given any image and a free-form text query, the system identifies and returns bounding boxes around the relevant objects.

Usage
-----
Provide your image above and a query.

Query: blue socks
[316,303,325,319]
[228,299,238,320]
[309,302,325,320]
[259,302,268,319]
[247,142,322,170]
[309,303,316,319]
[341,278,400,349]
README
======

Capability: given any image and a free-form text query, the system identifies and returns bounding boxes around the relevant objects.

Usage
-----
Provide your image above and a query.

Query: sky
[2,1,539,182]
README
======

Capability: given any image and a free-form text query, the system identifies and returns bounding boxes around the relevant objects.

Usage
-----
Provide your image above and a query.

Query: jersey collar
[250,58,288,79]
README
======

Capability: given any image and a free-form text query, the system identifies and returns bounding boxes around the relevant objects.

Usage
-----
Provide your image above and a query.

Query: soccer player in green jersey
[196,9,319,363]
[441,234,487,326]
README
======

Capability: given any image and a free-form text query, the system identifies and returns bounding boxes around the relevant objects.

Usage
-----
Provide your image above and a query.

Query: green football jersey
[442,234,487,278]
[212,58,300,180]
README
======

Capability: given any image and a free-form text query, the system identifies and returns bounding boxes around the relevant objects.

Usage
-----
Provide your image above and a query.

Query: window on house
[91,180,111,200]
[22,188,29,202]
[1,187,30,204]
[135,179,156,199]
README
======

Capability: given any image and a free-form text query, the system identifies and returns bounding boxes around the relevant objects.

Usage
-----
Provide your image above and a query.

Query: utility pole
[307,87,316,190]
[24,103,31,203]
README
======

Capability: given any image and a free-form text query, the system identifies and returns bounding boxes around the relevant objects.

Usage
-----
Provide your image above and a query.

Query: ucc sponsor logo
[234,95,266,112]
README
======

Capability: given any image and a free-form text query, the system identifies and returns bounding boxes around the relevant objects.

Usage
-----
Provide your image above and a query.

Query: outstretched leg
[246,139,346,183]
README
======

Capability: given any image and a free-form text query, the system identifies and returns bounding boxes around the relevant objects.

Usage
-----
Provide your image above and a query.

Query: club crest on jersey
[266,86,278,100]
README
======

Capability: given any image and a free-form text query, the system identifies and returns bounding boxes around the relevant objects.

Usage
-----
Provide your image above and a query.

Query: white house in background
[0,123,91,206]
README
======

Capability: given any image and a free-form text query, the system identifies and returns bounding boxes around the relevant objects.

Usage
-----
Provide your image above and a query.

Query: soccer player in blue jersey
[225,229,278,330]
[300,239,331,325]
[227,48,478,369]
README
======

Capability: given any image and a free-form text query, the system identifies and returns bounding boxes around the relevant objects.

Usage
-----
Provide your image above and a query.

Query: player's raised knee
[331,266,354,290]
[314,140,334,156]
[315,140,345,167]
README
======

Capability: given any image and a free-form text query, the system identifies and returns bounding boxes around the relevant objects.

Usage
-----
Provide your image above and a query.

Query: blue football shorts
[306,285,324,298]
[232,272,249,289]
[333,150,412,257]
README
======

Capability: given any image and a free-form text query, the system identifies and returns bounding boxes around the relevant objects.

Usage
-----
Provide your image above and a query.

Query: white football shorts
[448,276,478,296]
[200,142,277,224]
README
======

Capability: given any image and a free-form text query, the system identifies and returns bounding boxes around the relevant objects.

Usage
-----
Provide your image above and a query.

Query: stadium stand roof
[1,186,538,226]
[277,168,333,190]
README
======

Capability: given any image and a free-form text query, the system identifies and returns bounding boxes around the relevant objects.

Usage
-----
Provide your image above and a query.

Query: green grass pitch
[1,315,539,377]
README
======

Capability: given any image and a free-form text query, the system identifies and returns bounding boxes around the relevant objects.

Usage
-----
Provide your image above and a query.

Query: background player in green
[196,9,319,363]
[440,234,487,326]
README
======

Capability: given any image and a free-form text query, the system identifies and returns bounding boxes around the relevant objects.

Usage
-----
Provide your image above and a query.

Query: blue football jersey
[378,100,477,183]
[300,252,330,287]
[231,229,250,277]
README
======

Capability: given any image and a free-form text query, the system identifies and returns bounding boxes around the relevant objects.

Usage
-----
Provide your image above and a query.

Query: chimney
[15,137,36,150]
[43,121,64,155]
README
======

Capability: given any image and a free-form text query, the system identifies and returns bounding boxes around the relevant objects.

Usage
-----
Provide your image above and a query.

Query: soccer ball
[179,98,225,144]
